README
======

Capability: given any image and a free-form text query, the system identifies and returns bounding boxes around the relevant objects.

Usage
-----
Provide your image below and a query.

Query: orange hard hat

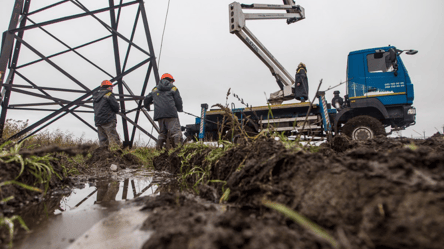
[101,80,112,86]
[161,73,175,82]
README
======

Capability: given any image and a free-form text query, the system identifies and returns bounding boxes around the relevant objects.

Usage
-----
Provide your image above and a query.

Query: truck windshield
[367,52,394,73]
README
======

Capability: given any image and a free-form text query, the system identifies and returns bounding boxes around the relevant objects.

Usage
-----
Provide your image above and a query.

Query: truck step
[259,124,321,132]
[260,116,319,124]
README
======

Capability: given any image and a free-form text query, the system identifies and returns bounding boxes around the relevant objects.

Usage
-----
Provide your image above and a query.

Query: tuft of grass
[175,141,235,194]
[0,181,42,193]
[0,213,30,249]
[404,141,418,151]
[176,142,213,193]
[0,196,32,249]
[126,147,160,168]
[262,199,338,248]
[219,187,230,203]
[0,140,61,193]
[0,139,63,194]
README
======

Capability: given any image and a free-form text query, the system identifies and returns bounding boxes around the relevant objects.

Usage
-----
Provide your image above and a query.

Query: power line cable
[157,0,171,70]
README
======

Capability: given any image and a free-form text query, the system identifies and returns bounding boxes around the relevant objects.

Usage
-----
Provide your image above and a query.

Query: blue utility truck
[184,2,417,141]
[184,46,417,141]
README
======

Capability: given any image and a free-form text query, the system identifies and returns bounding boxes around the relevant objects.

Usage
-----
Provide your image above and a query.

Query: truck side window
[367,52,394,73]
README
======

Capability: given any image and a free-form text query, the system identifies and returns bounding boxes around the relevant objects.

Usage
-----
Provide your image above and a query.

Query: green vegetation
[128,147,160,168]
[172,104,320,195]
[0,140,59,193]
[2,119,97,149]
[174,140,235,194]
[0,212,30,249]
[0,182,42,248]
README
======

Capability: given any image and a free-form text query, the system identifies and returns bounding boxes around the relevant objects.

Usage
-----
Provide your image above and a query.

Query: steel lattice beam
[0,0,160,147]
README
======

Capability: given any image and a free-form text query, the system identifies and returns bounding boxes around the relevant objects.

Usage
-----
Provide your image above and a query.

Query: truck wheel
[342,115,386,141]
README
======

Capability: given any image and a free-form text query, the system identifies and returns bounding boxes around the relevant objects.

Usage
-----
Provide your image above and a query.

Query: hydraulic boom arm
[229,1,305,104]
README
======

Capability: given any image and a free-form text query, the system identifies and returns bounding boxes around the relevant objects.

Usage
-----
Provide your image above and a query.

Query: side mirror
[406,50,418,55]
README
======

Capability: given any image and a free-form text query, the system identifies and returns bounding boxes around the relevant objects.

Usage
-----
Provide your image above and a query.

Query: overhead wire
[157,0,171,70]
[145,0,171,146]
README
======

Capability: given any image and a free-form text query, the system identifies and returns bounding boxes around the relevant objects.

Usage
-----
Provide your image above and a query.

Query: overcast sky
[1,0,443,144]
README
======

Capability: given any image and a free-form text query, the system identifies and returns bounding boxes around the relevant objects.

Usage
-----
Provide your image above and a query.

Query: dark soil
[141,193,327,249]
[85,146,142,170]
[146,134,444,249]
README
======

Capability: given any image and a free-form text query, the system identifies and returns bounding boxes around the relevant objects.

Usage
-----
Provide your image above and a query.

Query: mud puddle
[10,169,171,249]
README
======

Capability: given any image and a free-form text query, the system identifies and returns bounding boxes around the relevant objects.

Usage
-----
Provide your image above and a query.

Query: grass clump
[0,140,61,193]
[175,141,234,194]
[126,147,159,168]
[0,212,30,249]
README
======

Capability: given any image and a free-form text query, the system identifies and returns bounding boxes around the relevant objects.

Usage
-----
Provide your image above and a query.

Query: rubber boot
[172,136,181,149]
[156,139,166,151]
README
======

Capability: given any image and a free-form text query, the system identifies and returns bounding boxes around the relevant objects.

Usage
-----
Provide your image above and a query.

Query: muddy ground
[148,134,444,249]
[2,134,444,249]
[0,146,143,246]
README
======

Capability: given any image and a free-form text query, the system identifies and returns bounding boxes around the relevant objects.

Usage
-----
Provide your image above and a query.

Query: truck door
[347,52,366,98]
[364,51,407,105]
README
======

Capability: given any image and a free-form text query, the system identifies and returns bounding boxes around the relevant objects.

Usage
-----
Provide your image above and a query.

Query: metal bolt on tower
[0,0,161,148]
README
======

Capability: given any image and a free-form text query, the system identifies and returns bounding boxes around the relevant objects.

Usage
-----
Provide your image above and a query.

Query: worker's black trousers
[157,117,182,149]
[97,121,121,148]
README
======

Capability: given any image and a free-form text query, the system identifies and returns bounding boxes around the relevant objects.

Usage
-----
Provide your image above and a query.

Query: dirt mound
[86,147,142,169]
[223,138,444,248]
[152,150,182,174]
[145,136,444,249]
[141,193,331,249]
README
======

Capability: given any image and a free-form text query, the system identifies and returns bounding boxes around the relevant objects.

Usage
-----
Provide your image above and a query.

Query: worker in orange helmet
[144,73,183,150]
[92,80,121,148]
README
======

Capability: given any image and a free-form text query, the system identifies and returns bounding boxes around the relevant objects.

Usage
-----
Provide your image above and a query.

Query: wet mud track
[9,168,162,249]
[2,134,444,249]
[148,134,444,249]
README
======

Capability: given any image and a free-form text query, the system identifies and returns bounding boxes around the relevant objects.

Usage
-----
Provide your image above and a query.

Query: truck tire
[342,115,386,141]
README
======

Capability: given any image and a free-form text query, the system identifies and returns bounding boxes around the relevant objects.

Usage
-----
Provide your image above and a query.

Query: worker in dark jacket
[93,80,121,148]
[144,73,183,150]
[295,62,309,102]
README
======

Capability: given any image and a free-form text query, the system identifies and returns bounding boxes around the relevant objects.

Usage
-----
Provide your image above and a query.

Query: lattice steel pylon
[0,0,161,148]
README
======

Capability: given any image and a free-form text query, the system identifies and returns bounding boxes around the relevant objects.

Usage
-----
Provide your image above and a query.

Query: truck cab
[347,46,414,105]
[333,46,417,139]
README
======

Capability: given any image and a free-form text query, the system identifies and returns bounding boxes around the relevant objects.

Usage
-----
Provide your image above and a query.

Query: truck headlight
[407,108,416,115]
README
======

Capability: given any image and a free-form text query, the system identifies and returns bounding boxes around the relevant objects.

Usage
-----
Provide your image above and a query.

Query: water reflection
[13,169,161,249]
[55,171,158,214]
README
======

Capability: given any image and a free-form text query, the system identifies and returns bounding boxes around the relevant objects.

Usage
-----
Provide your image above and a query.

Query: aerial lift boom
[229,1,305,104]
